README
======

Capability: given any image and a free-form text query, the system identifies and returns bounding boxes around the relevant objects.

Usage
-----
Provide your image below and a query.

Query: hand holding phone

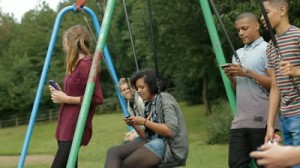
[123,115,133,126]
[124,115,131,122]
[267,139,278,145]
[220,63,231,69]
[49,80,60,91]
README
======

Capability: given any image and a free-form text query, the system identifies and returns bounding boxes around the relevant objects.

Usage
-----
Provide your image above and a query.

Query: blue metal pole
[19,4,129,168]
[17,6,74,168]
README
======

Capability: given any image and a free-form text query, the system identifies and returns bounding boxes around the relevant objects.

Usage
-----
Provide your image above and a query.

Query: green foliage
[96,97,119,114]
[1,0,300,122]
[0,3,58,119]
[290,0,300,26]
[206,99,233,144]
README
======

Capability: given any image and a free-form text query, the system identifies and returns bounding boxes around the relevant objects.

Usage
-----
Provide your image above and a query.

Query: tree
[1,0,300,121]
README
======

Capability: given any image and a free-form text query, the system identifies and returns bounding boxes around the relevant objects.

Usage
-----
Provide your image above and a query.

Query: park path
[0,154,53,167]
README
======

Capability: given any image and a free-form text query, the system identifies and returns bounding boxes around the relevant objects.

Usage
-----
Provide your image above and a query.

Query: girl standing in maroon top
[49,25,103,168]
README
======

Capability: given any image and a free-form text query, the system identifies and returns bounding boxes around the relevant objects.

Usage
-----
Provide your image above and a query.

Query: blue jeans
[280,114,300,168]
[280,114,300,145]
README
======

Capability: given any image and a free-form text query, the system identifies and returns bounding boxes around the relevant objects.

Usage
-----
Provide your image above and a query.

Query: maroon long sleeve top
[55,56,103,146]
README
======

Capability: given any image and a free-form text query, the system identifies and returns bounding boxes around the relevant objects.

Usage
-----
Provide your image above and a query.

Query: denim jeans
[280,114,300,168]
[280,114,300,145]
[144,136,165,160]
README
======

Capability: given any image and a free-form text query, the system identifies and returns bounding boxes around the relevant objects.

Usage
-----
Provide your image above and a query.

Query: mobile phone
[267,139,278,145]
[49,80,60,90]
[256,146,264,151]
[220,63,230,69]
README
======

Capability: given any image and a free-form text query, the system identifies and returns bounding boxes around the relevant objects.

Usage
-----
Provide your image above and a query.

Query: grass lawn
[0,103,228,168]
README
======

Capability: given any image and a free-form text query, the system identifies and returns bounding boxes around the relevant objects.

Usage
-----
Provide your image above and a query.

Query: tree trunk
[202,68,212,115]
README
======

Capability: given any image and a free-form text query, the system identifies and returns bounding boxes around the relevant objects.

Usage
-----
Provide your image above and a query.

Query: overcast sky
[0,0,61,22]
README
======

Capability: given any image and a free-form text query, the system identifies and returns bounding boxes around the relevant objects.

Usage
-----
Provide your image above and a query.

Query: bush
[96,97,120,114]
[206,99,233,144]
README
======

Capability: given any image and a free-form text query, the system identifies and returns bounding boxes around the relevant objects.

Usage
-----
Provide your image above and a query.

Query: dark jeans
[228,128,266,168]
[51,141,78,168]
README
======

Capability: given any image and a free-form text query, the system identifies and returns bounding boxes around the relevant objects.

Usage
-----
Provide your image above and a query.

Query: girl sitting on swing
[104,69,189,168]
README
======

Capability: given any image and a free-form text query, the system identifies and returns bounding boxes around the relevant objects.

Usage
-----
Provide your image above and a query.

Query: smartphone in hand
[123,114,132,122]
[125,114,131,119]
[49,80,60,90]
[220,63,231,69]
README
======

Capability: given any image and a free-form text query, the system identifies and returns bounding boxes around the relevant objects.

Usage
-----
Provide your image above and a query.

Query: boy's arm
[243,67,271,89]
[265,69,280,143]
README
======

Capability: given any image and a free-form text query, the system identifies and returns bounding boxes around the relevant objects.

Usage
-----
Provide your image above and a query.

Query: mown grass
[0,103,228,168]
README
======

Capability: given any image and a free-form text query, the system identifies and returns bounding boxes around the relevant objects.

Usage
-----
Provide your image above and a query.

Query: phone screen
[49,80,60,90]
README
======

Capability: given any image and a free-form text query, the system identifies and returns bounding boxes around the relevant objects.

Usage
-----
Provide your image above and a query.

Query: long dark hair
[130,70,160,95]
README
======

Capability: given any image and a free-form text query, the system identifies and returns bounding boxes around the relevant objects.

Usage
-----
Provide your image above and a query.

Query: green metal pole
[199,1,257,167]
[198,0,236,115]
[66,0,115,167]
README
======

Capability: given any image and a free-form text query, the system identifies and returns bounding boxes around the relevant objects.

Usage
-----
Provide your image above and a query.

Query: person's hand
[279,61,300,77]
[224,63,248,78]
[272,133,282,144]
[264,127,275,144]
[223,64,235,80]
[125,116,146,126]
[223,64,236,81]
[250,144,293,168]
[50,90,68,103]
[124,131,137,142]
[48,83,62,92]
[49,85,56,94]
[123,117,133,126]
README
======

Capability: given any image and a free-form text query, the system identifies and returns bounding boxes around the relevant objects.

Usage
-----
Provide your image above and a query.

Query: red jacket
[55,56,103,146]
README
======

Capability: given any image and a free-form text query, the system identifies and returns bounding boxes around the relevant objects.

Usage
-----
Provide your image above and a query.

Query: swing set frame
[18,0,266,167]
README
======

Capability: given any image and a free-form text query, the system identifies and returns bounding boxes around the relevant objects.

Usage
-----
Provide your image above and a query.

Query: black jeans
[51,141,78,168]
[228,128,266,168]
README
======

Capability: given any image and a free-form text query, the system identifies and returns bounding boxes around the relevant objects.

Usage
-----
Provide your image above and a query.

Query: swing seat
[157,161,185,168]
